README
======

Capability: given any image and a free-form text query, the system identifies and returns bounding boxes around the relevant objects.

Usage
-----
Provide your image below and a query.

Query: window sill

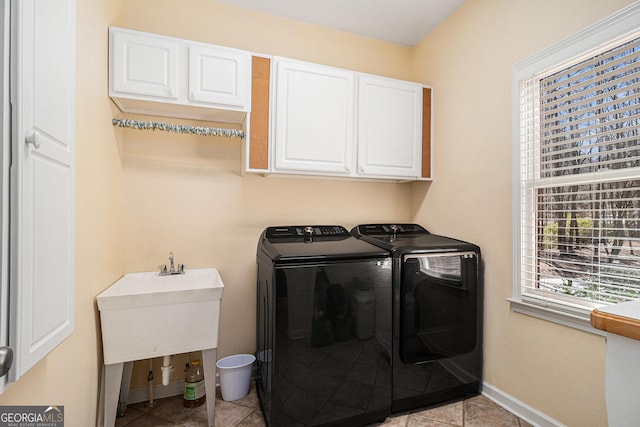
[507,298,605,336]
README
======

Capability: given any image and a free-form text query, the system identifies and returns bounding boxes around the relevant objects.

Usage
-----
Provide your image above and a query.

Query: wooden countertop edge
[591,308,640,341]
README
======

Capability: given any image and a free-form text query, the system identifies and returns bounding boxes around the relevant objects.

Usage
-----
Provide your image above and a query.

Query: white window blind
[517,29,640,315]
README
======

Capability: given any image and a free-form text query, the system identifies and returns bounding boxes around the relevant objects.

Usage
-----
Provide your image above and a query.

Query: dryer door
[400,251,479,364]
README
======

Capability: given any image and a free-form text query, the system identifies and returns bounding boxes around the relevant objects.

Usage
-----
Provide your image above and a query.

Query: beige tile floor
[115,384,533,427]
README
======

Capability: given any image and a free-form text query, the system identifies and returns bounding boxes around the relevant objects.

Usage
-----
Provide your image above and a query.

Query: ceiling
[215,0,466,47]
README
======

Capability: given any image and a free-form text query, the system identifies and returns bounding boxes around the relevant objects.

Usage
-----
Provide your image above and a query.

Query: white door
[358,75,422,178]
[110,27,179,100]
[188,44,250,109]
[273,58,355,175]
[9,0,75,380]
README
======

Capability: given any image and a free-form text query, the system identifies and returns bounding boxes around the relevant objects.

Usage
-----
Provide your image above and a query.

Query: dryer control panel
[355,223,428,236]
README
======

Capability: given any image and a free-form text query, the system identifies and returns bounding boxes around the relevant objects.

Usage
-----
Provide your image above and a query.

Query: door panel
[274,58,355,174]
[30,154,72,347]
[111,29,179,99]
[188,44,250,108]
[358,75,422,178]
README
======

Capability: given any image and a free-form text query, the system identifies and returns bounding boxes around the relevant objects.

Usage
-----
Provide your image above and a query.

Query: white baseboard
[482,382,566,427]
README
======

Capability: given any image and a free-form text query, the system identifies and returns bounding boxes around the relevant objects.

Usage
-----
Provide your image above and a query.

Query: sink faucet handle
[169,252,175,271]
[178,263,185,273]
[159,264,168,274]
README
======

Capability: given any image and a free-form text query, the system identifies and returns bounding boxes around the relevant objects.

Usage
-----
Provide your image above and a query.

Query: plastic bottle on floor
[183,359,206,408]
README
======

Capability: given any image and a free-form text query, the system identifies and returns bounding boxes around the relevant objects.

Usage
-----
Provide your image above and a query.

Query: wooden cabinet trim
[249,56,271,170]
[422,87,432,179]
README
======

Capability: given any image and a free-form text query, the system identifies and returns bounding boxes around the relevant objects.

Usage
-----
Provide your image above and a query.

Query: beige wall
[0,0,635,426]
[410,0,636,426]
[0,0,125,425]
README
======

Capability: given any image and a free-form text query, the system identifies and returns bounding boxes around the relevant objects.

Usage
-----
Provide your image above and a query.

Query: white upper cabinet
[188,44,250,108]
[111,29,179,100]
[10,0,76,382]
[273,58,355,175]
[265,57,426,180]
[109,27,251,123]
[357,75,422,179]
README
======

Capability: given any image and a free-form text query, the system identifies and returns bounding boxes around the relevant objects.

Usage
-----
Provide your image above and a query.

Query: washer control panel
[265,225,350,240]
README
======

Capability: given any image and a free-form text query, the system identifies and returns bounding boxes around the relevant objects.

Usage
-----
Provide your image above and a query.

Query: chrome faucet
[159,252,185,275]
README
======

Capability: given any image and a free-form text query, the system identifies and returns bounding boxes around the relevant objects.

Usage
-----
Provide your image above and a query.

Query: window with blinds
[516,26,640,316]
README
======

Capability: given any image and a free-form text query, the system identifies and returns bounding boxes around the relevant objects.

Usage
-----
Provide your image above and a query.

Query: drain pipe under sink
[161,355,175,386]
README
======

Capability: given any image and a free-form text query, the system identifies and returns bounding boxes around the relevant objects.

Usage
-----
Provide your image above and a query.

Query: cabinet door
[10,0,75,380]
[188,44,250,110]
[273,59,354,174]
[358,75,422,178]
[111,28,179,100]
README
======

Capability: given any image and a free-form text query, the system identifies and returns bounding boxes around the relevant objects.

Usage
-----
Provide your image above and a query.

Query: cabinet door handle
[26,131,41,149]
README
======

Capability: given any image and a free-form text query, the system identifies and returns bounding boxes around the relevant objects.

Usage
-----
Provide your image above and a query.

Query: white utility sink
[97,268,224,427]
[97,268,224,310]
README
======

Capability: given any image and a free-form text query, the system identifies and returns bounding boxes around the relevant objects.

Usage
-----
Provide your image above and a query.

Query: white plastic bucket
[216,354,256,401]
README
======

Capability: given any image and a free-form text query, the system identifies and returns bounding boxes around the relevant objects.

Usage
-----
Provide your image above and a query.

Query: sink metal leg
[118,361,134,416]
[104,362,124,427]
[202,348,217,427]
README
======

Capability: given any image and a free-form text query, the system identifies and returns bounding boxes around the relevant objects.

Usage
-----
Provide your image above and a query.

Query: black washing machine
[256,225,393,426]
[351,224,483,413]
